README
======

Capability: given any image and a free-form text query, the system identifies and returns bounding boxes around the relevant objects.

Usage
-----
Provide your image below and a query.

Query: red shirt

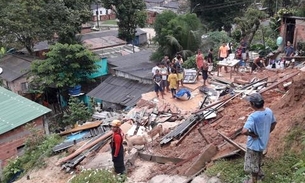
[196,53,204,69]
[112,129,124,157]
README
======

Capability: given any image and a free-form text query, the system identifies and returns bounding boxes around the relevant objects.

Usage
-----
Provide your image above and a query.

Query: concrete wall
[0,117,44,168]
[5,77,28,94]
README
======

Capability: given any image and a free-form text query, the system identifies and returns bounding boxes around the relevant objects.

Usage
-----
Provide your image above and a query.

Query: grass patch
[206,153,305,183]
[101,19,117,25]
[70,169,126,183]
[2,132,63,183]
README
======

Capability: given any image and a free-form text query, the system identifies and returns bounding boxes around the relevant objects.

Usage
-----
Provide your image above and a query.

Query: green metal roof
[0,87,51,135]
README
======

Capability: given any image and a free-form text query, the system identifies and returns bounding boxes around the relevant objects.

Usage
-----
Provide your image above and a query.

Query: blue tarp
[175,88,191,100]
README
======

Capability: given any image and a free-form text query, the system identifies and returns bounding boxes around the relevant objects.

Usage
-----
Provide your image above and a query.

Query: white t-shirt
[152,66,160,75]
[160,67,168,80]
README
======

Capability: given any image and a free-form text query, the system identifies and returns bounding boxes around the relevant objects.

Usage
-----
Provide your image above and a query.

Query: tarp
[175,88,191,100]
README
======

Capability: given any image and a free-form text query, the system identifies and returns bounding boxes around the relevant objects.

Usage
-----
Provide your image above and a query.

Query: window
[21,82,29,92]
[106,9,108,15]
[100,10,103,15]
[17,145,25,156]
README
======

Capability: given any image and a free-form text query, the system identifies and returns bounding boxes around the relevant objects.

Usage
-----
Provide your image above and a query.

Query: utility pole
[96,2,100,28]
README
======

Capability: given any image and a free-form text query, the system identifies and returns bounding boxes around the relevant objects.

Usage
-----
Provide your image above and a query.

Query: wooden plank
[138,152,184,164]
[56,122,132,165]
[185,144,218,176]
[164,152,200,173]
[60,121,102,135]
[259,71,300,93]
[198,128,211,144]
[218,131,246,152]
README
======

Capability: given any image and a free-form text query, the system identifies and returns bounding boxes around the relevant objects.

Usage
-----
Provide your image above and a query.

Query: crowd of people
[151,54,184,99]
[151,39,297,99]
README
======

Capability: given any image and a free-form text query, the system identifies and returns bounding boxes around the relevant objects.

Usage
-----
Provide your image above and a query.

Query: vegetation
[0,0,92,54]
[2,125,62,183]
[63,97,93,127]
[152,11,202,61]
[102,0,146,43]
[206,120,305,183]
[70,169,126,183]
[30,43,98,91]
[233,6,267,46]
[190,0,252,31]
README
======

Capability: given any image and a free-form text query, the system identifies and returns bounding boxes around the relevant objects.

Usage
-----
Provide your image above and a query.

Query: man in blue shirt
[242,93,276,183]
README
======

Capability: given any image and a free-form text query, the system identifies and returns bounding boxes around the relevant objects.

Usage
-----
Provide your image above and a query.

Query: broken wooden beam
[175,121,201,146]
[259,71,300,94]
[198,128,211,144]
[165,151,200,174]
[217,131,246,152]
[138,152,184,164]
[185,144,218,176]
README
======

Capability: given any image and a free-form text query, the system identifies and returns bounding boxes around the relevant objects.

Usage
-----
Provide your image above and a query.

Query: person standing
[240,38,248,61]
[174,54,184,89]
[202,56,209,86]
[207,48,214,75]
[218,42,229,73]
[159,63,169,93]
[110,119,125,175]
[167,70,178,98]
[242,93,276,183]
[284,41,295,67]
[151,63,161,76]
[153,69,164,99]
[196,49,204,81]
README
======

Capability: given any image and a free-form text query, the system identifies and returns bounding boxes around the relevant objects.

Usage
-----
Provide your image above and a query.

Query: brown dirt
[14,156,72,183]
[143,69,305,179]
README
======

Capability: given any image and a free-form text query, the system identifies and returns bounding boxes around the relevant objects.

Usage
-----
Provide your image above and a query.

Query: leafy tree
[190,0,252,31]
[152,11,202,60]
[234,7,267,47]
[102,0,146,43]
[0,0,92,54]
[30,43,98,91]
[63,97,93,126]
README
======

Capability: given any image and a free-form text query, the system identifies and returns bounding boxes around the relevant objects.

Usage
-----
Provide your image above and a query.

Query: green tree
[0,0,92,54]
[102,0,146,43]
[30,43,98,91]
[234,7,267,47]
[190,0,252,31]
[63,97,92,126]
[152,12,202,60]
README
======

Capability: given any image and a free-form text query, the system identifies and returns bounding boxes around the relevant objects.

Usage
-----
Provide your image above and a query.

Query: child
[202,56,209,86]
[153,69,164,99]
[167,70,178,98]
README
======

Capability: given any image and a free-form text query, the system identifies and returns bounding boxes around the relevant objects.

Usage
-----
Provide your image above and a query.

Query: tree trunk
[246,22,261,47]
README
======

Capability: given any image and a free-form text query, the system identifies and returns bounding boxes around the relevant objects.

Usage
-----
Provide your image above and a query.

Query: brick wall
[295,20,305,44]
[0,117,44,168]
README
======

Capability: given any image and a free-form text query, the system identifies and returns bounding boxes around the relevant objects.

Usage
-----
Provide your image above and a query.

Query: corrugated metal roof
[108,50,153,68]
[87,76,153,107]
[0,87,51,135]
[0,54,35,82]
[115,62,155,80]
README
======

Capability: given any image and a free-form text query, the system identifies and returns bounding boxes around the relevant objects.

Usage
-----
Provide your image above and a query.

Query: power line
[194,0,248,9]
[196,0,253,11]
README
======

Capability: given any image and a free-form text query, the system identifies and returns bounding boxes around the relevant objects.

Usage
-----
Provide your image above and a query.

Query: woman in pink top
[196,49,204,80]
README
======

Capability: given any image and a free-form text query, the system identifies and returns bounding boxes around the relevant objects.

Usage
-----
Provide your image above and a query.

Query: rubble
[48,68,305,182]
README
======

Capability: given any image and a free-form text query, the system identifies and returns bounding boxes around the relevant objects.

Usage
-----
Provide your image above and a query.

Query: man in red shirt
[110,120,125,174]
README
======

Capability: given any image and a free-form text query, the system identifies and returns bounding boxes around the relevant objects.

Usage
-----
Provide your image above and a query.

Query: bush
[69,169,126,183]
[2,133,62,182]
[183,55,196,69]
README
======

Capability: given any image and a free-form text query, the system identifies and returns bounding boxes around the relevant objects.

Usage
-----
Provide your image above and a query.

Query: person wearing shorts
[167,70,178,98]
[242,93,276,183]
[153,69,164,99]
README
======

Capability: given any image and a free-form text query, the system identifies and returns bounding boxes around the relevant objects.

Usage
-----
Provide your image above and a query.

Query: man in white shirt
[152,63,161,76]
[159,63,169,92]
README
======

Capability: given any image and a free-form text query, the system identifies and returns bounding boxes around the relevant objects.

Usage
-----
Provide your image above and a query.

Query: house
[90,3,114,22]
[280,16,305,49]
[107,50,155,84]
[0,54,36,94]
[0,87,51,171]
[87,50,155,109]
